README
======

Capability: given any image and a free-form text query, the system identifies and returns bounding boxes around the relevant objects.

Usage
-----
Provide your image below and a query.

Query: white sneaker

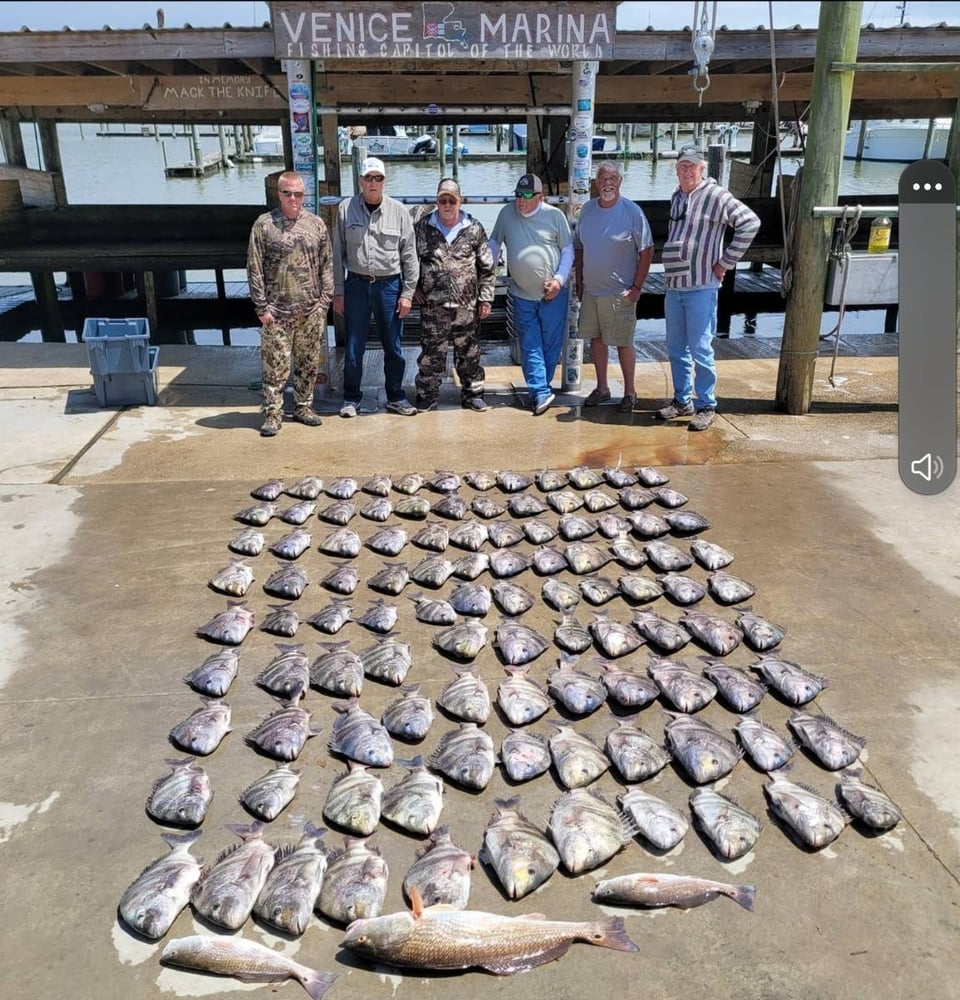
[339,402,358,418]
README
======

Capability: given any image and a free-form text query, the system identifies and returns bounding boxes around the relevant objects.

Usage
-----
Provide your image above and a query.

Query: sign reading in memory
[272,2,618,61]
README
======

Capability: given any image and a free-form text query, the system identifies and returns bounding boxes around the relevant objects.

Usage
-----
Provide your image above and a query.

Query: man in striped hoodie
[657,143,760,431]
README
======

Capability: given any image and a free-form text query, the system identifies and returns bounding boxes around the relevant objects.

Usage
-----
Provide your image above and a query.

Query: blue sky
[0,2,957,33]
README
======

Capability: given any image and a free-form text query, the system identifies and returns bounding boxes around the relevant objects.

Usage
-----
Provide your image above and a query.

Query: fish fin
[515,912,548,920]
[408,885,424,918]
[482,942,572,975]
[300,970,338,1000]
[733,885,757,911]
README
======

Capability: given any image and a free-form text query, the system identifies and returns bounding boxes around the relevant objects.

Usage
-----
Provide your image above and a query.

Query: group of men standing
[246,143,760,437]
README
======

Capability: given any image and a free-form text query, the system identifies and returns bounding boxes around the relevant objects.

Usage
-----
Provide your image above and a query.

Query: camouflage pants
[260,311,323,419]
[415,304,485,403]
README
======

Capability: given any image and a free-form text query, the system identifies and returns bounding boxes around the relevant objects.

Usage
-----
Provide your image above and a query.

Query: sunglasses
[515,191,537,200]
[279,189,304,198]
[669,196,687,223]
[437,197,459,205]
[362,175,385,182]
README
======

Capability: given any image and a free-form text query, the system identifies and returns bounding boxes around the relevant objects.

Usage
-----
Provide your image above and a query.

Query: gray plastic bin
[92,346,159,407]
[82,318,151,375]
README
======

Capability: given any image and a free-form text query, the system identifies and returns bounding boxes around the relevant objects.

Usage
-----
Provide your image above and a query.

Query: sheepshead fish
[604,721,672,782]
[559,514,596,541]
[689,787,762,860]
[228,527,265,557]
[318,526,361,558]
[665,714,742,784]
[318,837,389,924]
[341,888,638,974]
[630,609,689,653]
[583,488,618,513]
[496,469,533,493]
[413,520,450,552]
[251,478,285,501]
[360,497,393,522]
[656,572,706,606]
[548,788,633,874]
[448,582,492,617]
[359,636,412,685]
[491,580,536,616]
[307,599,353,635]
[382,685,434,742]
[196,603,255,645]
[548,723,609,788]
[146,757,212,827]
[507,493,548,517]
[395,495,431,519]
[708,570,756,605]
[618,788,687,851]
[487,521,525,548]
[252,822,329,936]
[280,500,318,526]
[690,538,735,570]
[270,527,312,560]
[564,541,611,575]
[567,465,604,489]
[597,513,633,540]
[356,599,399,634]
[329,698,394,767]
[430,469,462,493]
[260,604,300,638]
[322,761,383,835]
[532,545,568,575]
[394,471,425,495]
[362,473,393,497]
[433,619,489,660]
[471,496,505,519]
[318,500,356,526]
[309,642,364,697]
[593,872,755,911]
[679,608,743,656]
[326,476,359,500]
[788,711,865,770]
[449,520,489,552]
[579,575,620,606]
[618,486,656,510]
[433,493,469,520]
[169,699,232,756]
[190,821,276,930]
[119,830,203,939]
[589,611,643,659]
[240,762,301,822]
[255,644,309,700]
[600,661,660,709]
[664,510,711,535]
[450,552,490,581]
[497,664,551,725]
[264,562,309,600]
[287,474,324,500]
[603,461,637,488]
[381,756,444,835]
[403,827,474,909]
[736,608,786,652]
[629,511,670,540]
[535,467,569,492]
[321,561,359,595]
[751,655,827,705]
[523,519,557,545]
[617,573,664,603]
[429,722,496,790]
[542,578,581,613]
[702,660,767,713]
[837,771,901,830]
[480,796,559,899]
[184,648,238,698]
[367,561,410,596]
[160,935,336,1000]
[499,729,552,782]
[548,490,585,515]
[547,659,606,716]
[652,486,688,508]
[234,502,277,527]
[245,697,321,761]
[763,776,849,849]
[634,465,669,487]
[366,526,408,557]
[437,664,491,723]
[209,558,254,597]
[734,716,797,772]
[495,619,550,666]
[643,538,692,569]
[464,469,498,491]
[647,655,717,712]
[410,553,455,588]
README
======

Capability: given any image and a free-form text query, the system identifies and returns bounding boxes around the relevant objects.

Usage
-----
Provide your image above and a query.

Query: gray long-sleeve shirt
[333,193,419,299]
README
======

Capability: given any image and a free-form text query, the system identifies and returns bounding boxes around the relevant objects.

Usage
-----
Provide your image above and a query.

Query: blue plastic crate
[82,317,151,375]
[92,347,159,407]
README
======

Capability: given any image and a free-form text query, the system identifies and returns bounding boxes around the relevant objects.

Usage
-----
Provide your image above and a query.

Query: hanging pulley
[691,2,718,107]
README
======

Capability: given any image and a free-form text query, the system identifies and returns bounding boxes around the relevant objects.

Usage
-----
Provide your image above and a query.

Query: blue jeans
[510,288,569,405]
[664,286,718,410]
[343,273,406,404]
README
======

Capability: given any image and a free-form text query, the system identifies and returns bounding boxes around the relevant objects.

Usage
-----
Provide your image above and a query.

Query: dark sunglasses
[437,197,459,205]
[669,195,687,222]
[363,175,385,182]
[279,189,304,198]
[515,191,537,200]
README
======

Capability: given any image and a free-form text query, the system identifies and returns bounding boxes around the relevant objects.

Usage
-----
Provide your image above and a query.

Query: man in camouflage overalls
[413,177,496,412]
[247,170,334,436]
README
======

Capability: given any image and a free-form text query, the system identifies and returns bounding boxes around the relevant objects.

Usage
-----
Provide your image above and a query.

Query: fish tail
[299,969,338,1000]
[732,884,757,911]
[591,916,639,952]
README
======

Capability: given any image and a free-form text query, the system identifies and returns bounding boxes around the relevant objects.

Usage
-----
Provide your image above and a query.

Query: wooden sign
[272,2,618,60]
[145,75,288,112]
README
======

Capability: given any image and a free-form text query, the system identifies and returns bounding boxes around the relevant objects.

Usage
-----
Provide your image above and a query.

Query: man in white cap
[657,142,760,430]
[332,156,420,417]
[412,177,496,411]
[489,172,573,415]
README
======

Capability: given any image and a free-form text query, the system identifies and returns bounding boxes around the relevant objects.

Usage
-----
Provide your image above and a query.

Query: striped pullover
[663,177,761,290]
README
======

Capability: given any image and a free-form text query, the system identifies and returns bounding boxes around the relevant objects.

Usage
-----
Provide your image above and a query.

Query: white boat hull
[844,119,950,162]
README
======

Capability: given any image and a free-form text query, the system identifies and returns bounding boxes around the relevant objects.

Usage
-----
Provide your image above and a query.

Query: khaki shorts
[578,290,637,346]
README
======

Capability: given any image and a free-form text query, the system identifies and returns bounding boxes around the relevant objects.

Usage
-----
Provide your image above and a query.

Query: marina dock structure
[0,5,957,408]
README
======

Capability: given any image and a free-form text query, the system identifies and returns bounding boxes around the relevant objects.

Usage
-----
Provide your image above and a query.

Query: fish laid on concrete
[381,685,434,742]
[208,558,254,597]
[413,520,449,552]
[554,613,594,654]
[366,525,408,557]
[600,662,659,709]
[836,771,901,830]
[787,711,865,770]
[322,761,383,836]
[480,796,559,900]
[281,500,319,525]
[255,644,309,700]
[491,580,536,616]
[471,496,505,519]
[616,572,663,603]
[603,461,637,488]
[750,655,828,705]
[169,699,232,756]
[689,787,762,860]
[535,467,569,492]
[321,561,360,595]
[547,660,606,716]
[118,830,203,939]
[252,822,329,936]
[260,604,299,638]
[464,469,498,491]
[449,582,492,617]
[579,574,620,605]
[656,572,706,605]
[665,714,742,784]
[489,548,532,578]
[763,775,849,849]
[360,497,393,522]
[184,648,238,698]
[542,578,581,612]
[449,519,490,552]
[307,598,353,635]
[264,562,309,600]
[359,635,412,685]
[593,872,755,911]
[548,723,609,788]
[617,788,687,851]
[549,788,633,874]
[583,488,618,513]
[647,656,717,712]
[270,527,312,559]
[532,545,569,575]
[643,538,691,568]
[317,500,355,526]
[429,722,496,790]
[589,611,643,658]
[395,471,426,494]
[190,821,276,930]
[410,553,455,587]
[196,602,255,645]
[317,837,389,924]
[228,526,265,556]
[604,721,672,783]
[437,664,491,723]
[318,526,361,558]
[496,469,533,492]
[429,468,462,493]
[736,608,786,651]
[630,609,689,653]
[341,886,638,974]
[708,570,757,605]
[559,513,596,541]
[618,486,656,510]
[548,490,585,515]
[679,608,743,656]
[568,465,604,489]
[362,473,392,496]
[327,476,359,499]
[381,755,444,835]
[239,762,301,822]
[701,660,767,713]
[367,561,410,596]
[565,540,612,575]
[495,618,550,666]
[497,664,551,726]
[287,474,324,500]
[663,510,711,534]
[734,716,797,772]
[499,729,552,782]
[433,619,489,661]
[329,698,394,767]
[653,487,688,508]
[356,598,399,634]
[234,501,277,527]
[404,826,475,909]
[245,697,322,761]
[146,757,213,827]
[160,935,336,999]
[433,493,467,520]
[508,492,548,516]
[251,478,285,501]
[690,538,734,570]
[310,641,364,697]
[524,519,557,544]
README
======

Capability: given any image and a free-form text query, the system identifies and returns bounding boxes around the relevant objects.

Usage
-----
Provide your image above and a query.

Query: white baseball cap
[360,156,386,178]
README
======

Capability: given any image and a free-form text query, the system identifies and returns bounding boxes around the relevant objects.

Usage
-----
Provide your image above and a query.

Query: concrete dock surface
[1,339,958,1000]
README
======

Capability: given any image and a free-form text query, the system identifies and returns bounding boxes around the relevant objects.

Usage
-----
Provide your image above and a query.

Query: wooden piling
[776,2,863,414]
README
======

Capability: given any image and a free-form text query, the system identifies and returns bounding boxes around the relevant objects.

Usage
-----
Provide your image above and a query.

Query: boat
[843,118,950,162]
[252,126,284,157]
[351,124,440,157]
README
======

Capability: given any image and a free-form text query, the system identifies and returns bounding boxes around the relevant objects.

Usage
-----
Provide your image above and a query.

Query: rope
[768,3,792,300]
[691,2,717,107]
[780,164,802,296]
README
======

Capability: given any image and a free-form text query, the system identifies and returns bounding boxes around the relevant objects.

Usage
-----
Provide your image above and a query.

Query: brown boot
[260,414,281,437]
[293,407,323,426]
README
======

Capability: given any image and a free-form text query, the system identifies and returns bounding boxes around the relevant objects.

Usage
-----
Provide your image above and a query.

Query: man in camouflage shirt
[413,177,496,411]
[247,170,334,436]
